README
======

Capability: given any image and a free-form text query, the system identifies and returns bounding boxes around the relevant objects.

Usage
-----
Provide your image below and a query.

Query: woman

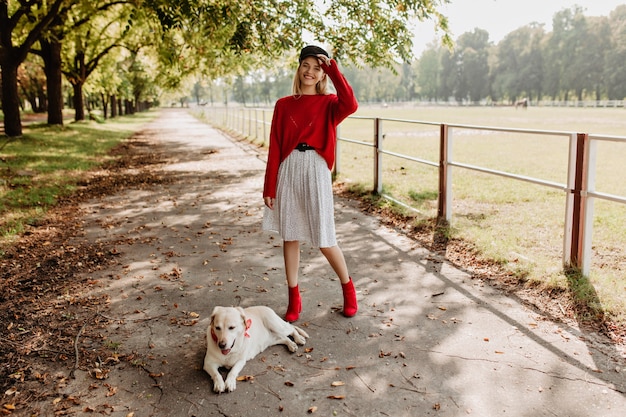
[262,45,359,322]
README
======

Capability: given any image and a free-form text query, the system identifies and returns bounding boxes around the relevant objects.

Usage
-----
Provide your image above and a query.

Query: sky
[412,0,625,54]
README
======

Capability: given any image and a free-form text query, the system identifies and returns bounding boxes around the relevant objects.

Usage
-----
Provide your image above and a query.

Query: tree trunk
[72,82,85,121]
[0,59,23,137]
[110,94,117,118]
[100,93,108,119]
[41,38,64,125]
[38,85,48,112]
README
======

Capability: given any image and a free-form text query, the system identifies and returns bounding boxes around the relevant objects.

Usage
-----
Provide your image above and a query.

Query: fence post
[254,108,258,140]
[247,108,251,137]
[262,110,267,146]
[438,124,452,222]
[563,133,578,267]
[374,118,383,194]
[570,133,595,275]
[334,125,341,178]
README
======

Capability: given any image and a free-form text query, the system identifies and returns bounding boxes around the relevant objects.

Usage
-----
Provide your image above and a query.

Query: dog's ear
[235,307,247,326]
[210,306,221,325]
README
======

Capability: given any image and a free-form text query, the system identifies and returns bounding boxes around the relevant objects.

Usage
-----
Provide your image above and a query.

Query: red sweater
[263,59,358,198]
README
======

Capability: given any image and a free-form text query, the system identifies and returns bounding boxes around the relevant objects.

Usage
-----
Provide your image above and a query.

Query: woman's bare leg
[320,245,357,316]
[283,240,302,322]
[320,245,350,284]
[284,240,300,287]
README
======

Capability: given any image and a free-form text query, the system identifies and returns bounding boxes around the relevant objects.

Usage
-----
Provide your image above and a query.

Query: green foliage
[141,0,452,74]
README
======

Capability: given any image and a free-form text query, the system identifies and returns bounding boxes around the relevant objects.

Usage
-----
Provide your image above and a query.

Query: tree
[544,6,587,101]
[439,28,491,103]
[397,62,416,101]
[581,16,610,101]
[456,29,490,103]
[493,24,545,103]
[17,55,48,113]
[35,1,139,126]
[2,0,452,136]
[416,46,442,101]
[0,0,68,136]
[63,21,120,120]
[141,0,451,74]
[605,5,626,100]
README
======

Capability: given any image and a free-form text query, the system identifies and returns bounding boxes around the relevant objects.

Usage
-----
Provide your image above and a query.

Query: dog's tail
[293,326,309,339]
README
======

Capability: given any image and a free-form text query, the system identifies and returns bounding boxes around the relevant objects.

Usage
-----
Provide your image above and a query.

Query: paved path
[51,108,625,416]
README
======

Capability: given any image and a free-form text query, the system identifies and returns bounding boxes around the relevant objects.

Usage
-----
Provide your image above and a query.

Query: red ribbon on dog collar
[244,319,252,338]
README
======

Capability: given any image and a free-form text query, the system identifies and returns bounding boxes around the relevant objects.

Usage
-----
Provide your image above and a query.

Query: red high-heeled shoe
[285,285,301,322]
[342,278,358,317]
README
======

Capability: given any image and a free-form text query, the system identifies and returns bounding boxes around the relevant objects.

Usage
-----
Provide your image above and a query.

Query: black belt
[295,143,315,152]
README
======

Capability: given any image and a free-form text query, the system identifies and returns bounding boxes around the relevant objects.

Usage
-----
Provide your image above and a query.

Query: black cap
[299,45,329,62]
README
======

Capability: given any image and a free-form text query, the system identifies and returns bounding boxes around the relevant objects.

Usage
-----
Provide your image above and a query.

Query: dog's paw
[293,333,306,345]
[286,340,298,352]
[213,379,226,393]
[224,376,237,392]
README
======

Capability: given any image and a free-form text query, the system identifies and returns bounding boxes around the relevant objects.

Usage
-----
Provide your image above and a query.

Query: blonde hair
[291,63,329,96]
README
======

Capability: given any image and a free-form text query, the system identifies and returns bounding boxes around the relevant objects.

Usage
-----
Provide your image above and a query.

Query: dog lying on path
[203,305,309,393]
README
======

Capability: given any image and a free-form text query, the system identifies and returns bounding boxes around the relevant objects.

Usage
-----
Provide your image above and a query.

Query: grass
[337,104,626,324]
[0,111,158,247]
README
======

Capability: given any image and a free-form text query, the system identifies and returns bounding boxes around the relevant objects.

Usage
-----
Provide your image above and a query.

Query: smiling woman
[262,45,359,323]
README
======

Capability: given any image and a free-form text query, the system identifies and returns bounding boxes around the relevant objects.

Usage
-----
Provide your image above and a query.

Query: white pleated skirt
[262,150,337,248]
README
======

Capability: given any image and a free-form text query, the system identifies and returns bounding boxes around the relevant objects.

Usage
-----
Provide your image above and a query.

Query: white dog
[203,305,309,393]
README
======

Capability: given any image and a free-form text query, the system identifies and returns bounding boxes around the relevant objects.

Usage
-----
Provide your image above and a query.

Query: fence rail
[199,106,626,278]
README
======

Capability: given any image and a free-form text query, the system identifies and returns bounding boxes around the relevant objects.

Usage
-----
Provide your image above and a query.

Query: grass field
[335,104,626,322]
[0,112,158,246]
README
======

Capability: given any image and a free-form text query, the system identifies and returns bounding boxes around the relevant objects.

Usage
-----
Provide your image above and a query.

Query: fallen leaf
[284,381,294,386]
[438,306,447,311]
[92,368,109,380]
[308,406,317,413]
[236,375,254,381]
[106,386,117,397]
[327,395,345,400]
[331,381,345,387]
